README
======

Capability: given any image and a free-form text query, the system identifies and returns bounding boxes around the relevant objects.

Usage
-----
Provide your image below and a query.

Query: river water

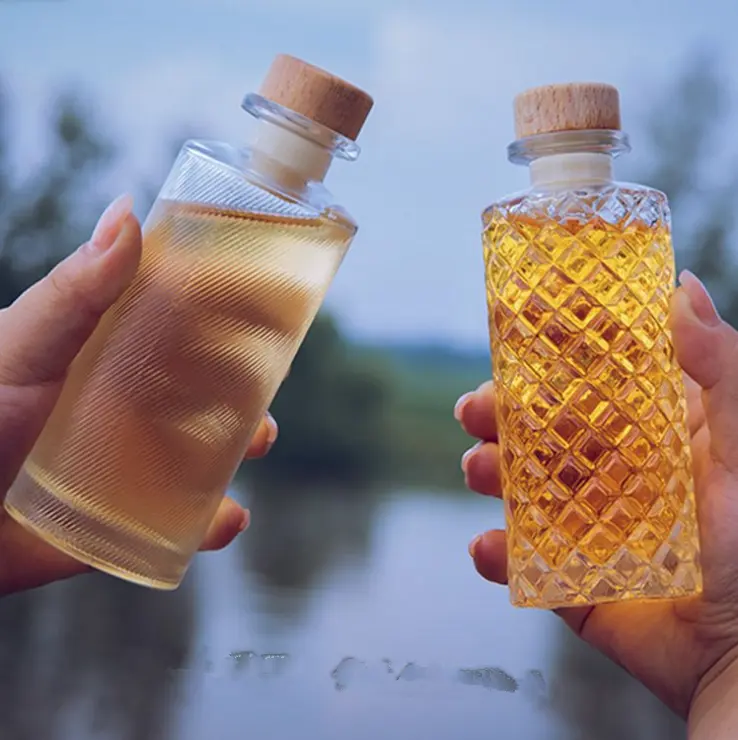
[177,488,561,739]
[0,485,683,740]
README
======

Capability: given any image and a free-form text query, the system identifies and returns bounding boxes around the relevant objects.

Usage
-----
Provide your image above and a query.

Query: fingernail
[83,194,134,254]
[469,535,482,557]
[238,510,250,533]
[454,392,473,421]
[265,412,279,448]
[678,270,721,327]
[461,442,480,473]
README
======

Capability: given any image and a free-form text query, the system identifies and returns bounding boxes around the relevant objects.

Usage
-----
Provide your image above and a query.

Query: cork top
[514,83,621,140]
[259,54,374,141]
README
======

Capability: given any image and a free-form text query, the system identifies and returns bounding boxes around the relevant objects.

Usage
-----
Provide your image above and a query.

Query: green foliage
[245,314,394,485]
[631,51,738,326]
[0,89,116,307]
[380,345,489,489]
[243,330,489,489]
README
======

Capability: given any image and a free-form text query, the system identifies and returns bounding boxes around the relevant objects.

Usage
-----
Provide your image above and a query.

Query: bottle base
[509,580,703,610]
[4,467,189,591]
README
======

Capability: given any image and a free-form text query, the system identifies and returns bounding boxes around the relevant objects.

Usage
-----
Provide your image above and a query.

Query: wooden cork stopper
[514,83,621,139]
[259,54,374,141]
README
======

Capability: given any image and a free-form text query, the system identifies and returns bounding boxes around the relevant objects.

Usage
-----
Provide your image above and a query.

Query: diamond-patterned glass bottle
[482,83,702,609]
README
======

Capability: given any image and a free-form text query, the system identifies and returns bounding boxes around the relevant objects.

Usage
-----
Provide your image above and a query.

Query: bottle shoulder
[482,181,671,233]
[161,139,356,234]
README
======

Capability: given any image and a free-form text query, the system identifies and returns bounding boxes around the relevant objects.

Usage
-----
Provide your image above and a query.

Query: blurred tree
[623,50,738,325]
[0,86,116,306]
[380,344,487,490]
[244,313,393,485]
[551,49,736,740]
[237,481,379,624]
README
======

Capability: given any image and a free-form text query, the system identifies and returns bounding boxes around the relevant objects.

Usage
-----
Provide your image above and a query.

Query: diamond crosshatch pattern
[482,184,702,609]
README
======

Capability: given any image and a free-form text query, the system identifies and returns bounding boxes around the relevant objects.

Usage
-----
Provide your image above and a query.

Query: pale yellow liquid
[6,199,353,589]
[483,207,702,609]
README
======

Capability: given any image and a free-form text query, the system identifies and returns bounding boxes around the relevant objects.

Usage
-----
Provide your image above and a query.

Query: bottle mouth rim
[507,129,631,165]
[242,93,361,162]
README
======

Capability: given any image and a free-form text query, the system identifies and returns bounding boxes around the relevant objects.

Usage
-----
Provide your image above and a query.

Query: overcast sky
[2,0,738,350]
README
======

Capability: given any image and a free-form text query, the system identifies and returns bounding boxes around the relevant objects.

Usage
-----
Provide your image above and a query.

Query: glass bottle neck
[507,129,630,190]
[250,118,334,188]
[241,93,360,194]
[529,152,613,187]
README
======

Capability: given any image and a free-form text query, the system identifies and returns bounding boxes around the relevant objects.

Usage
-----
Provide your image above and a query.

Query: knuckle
[47,263,99,321]
[41,260,107,338]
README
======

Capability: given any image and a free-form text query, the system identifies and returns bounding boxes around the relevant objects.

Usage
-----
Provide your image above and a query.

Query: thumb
[671,269,738,472]
[0,194,141,487]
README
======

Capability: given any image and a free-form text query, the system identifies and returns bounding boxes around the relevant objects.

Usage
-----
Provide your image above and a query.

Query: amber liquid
[6,199,353,589]
[483,203,701,608]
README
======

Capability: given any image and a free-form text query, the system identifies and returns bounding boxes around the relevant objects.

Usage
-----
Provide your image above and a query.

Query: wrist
[689,650,738,739]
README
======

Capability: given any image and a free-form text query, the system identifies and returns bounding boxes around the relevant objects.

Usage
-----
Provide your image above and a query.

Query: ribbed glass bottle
[5,55,374,590]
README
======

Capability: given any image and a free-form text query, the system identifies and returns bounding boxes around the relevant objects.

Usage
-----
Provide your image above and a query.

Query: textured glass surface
[5,142,355,589]
[482,183,702,609]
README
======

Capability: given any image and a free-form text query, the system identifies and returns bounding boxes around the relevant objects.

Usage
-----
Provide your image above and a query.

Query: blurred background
[1,0,737,737]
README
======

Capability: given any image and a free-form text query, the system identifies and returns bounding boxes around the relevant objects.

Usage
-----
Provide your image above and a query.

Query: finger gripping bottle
[482,83,701,608]
[5,54,374,590]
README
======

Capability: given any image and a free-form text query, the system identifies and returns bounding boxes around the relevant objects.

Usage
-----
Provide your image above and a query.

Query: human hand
[455,271,738,731]
[0,195,278,595]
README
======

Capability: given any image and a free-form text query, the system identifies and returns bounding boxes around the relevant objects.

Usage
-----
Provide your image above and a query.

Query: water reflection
[0,485,687,740]
[549,625,686,740]
[0,586,58,740]
[329,655,543,697]
[234,479,379,623]
[0,572,196,740]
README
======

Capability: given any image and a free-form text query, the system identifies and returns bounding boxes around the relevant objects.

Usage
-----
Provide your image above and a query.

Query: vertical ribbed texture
[6,148,354,589]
